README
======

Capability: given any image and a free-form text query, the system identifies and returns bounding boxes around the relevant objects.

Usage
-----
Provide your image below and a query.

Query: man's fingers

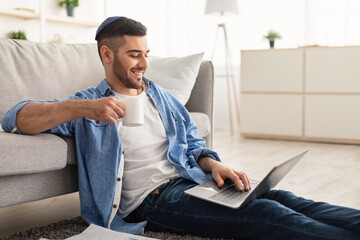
[229,174,244,191]
[108,97,125,118]
[100,97,125,121]
[109,110,120,123]
[213,174,225,188]
[114,98,126,109]
[113,105,125,119]
[213,167,251,191]
[90,97,125,124]
[235,170,251,191]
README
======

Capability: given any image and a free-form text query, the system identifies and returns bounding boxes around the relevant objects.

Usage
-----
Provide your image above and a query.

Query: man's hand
[198,156,251,191]
[212,163,251,191]
[87,97,125,124]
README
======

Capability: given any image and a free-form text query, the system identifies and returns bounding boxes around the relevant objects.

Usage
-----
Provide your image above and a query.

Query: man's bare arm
[16,97,125,135]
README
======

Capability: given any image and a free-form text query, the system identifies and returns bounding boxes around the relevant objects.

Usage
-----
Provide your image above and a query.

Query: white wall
[1,0,360,130]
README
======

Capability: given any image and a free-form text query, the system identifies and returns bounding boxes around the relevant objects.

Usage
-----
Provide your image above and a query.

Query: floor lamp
[205,0,241,137]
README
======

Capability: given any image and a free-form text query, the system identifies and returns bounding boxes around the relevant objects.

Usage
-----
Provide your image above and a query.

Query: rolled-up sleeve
[1,100,34,134]
[1,98,76,136]
[186,118,221,163]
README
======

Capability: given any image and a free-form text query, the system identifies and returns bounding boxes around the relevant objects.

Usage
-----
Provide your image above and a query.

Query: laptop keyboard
[209,179,259,205]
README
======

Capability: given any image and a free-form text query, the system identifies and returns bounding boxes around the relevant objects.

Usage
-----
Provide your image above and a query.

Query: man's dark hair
[95,17,147,62]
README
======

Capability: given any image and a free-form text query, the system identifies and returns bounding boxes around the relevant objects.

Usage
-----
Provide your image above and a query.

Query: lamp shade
[205,0,239,15]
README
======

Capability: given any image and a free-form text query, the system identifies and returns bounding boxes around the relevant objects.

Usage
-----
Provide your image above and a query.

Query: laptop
[185,149,310,209]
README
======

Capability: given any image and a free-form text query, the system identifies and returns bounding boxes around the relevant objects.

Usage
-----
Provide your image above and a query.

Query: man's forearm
[198,156,222,173]
[16,100,88,135]
[16,96,125,135]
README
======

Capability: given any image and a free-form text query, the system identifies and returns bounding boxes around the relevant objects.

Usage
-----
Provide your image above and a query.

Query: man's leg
[128,178,360,239]
[264,189,360,234]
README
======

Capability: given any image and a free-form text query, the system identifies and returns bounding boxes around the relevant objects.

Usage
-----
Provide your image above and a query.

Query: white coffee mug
[122,97,144,127]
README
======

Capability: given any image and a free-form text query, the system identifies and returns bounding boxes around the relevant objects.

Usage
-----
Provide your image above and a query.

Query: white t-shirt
[114,83,180,218]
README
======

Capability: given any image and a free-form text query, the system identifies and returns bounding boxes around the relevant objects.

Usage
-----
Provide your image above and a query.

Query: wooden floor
[1,130,360,237]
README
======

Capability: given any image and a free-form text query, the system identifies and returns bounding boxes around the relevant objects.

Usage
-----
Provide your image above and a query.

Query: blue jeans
[125,178,360,239]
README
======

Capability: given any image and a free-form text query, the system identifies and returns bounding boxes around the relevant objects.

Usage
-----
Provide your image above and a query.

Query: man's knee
[263,189,298,201]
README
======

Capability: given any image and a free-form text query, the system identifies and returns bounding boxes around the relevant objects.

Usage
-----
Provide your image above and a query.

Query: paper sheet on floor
[39,223,159,240]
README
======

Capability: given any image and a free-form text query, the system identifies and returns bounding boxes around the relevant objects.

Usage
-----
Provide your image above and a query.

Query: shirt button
[117,177,121,182]
[113,204,117,208]
[96,120,100,124]
[122,151,125,155]
[109,92,113,95]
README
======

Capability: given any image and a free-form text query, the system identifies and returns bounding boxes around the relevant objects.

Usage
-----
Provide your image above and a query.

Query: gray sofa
[0,39,215,208]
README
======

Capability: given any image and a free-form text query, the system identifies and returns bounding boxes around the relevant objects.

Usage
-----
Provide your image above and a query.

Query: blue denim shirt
[2,78,221,234]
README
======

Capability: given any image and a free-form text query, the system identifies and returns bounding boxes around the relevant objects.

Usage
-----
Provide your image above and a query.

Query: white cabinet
[241,49,303,92]
[240,94,303,136]
[305,48,360,93]
[240,47,360,144]
[305,95,360,140]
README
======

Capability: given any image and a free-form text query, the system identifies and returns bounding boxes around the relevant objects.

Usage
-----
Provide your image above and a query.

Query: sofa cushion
[0,128,67,176]
[145,53,204,105]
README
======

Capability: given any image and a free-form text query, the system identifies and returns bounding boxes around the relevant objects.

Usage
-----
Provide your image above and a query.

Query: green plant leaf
[59,0,79,8]
[263,30,281,41]
[8,30,27,40]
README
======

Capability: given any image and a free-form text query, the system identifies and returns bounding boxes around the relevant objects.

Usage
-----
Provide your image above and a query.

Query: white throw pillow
[145,52,204,105]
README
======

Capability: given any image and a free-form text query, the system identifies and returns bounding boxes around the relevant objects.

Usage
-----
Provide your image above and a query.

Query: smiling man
[2,17,360,239]
[2,16,244,233]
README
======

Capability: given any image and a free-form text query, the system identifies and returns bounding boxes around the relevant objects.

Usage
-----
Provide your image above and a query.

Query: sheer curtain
[304,0,360,47]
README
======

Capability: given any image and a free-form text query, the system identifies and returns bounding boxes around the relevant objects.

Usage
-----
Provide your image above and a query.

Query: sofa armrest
[0,130,67,176]
[185,61,214,148]
[189,112,211,139]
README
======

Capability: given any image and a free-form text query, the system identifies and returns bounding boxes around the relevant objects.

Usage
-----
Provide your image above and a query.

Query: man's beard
[112,56,143,90]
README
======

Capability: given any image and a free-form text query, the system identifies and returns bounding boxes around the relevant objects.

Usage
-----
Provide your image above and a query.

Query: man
[2,17,360,239]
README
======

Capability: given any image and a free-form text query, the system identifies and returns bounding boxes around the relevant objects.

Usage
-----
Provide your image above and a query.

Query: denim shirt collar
[96,78,113,96]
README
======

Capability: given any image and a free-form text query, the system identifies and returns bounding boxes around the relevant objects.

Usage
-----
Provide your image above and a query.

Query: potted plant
[59,0,79,17]
[8,30,27,40]
[263,30,281,48]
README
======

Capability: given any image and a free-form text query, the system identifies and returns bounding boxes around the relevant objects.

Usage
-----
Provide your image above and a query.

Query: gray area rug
[0,217,225,240]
